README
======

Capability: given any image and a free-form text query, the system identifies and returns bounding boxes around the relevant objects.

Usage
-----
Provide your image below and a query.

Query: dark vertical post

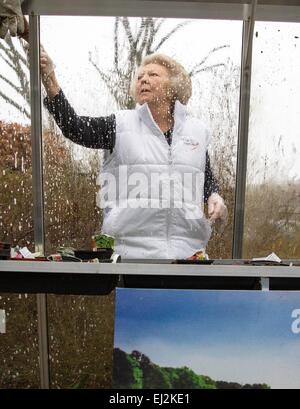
[232,1,257,258]
[29,13,50,389]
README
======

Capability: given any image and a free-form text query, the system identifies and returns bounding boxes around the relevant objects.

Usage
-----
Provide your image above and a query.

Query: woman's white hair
[131,53,192,105]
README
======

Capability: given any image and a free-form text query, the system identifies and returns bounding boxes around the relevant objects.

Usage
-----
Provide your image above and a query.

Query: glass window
[245,22,300,259]
[0,34,40,388]
[40,16,242,260]
[41,16,117,389]
[47,293,115,388]
[39,15,242,387]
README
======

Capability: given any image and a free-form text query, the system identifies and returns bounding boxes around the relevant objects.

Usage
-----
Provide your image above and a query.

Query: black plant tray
[74,248,114,261]
[172,259,214,265]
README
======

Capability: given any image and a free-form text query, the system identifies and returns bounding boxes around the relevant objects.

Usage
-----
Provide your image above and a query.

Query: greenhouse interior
[0,0,300,390]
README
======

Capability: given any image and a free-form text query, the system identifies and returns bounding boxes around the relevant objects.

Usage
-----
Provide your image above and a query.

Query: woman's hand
[207,193,228,224]
[40,45,55,82]
[40,46,60,99]
[19,17,60,99]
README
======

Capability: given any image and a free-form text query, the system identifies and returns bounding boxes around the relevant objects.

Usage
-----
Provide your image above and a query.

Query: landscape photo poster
[113,288,300,389]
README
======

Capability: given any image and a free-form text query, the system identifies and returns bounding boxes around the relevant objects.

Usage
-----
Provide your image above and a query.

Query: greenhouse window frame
[18,1,300,389]
[23,0,300,22]
[24,0,283,259]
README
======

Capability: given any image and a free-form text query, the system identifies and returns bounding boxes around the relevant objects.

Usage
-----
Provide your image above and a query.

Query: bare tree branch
[11,42,28,67]
[189,45,229,75]
[0,73,23,94]
[0,89,30,119]
[138,20,151,64]
[0,53,15,71]
[190,63,227,77]
[122,17,138,75]
[114,17,119,71]
[88,54,111,86]
[146,18,156,53]
[152,21,190,52]
[2,36,28,67]
[0,34,31,117]
[152,18,164,38]
[135,18,147,48]
[89,17,228,110]
[6,37,29,95]
[0,41,10,54]
[121,17,134,43]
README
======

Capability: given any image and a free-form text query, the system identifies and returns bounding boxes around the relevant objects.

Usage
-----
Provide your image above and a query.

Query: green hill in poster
[113,348,270,389]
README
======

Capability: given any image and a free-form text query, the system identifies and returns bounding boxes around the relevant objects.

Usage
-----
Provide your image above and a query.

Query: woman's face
[135,63,173,106]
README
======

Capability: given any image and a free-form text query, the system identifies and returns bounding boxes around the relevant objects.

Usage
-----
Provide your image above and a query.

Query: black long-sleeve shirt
[44,89,219,202]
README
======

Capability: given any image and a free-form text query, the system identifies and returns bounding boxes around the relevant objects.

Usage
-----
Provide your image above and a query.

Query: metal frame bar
[260,277,270,291]
[22,0,300,22]
[29,19,43,251]
[1,260,299,278]
[232,1,256,258]
[0,309,5,334]
[28,14,50,390]
[18,0,300,389]
[36,293,50,388]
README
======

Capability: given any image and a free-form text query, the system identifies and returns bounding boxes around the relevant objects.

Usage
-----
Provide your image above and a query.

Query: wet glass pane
[0,294,39,388]
[40,16,242,262]
[245,22,300,259]
[0,34,40,387]
[41,17,117,388]
[40,15,242,387]
[47,293,115,388]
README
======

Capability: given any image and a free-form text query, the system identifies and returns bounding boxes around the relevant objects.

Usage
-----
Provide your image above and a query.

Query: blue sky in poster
[114,289,300,389]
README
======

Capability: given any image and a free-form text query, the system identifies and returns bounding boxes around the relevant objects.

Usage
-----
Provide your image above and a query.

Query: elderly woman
[40,48,227,259]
